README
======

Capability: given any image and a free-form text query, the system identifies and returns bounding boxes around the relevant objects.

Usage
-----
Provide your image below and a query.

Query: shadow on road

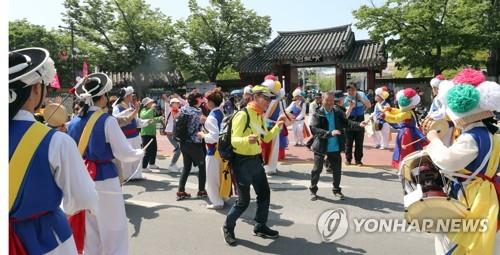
[314,196,403,214]
[125,203,191,237]
[237,235,366,255]
[215,202,294,228]
[342,169,398,182]
[124,178,176,193]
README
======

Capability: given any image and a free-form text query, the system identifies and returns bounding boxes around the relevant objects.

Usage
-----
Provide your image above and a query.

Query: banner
[51,73,61,89]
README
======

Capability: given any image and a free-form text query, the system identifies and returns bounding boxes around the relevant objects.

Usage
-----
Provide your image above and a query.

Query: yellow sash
[78,110,105,156]
[449,134,500,255]
[9,122,51,211]
[217,151,231,199]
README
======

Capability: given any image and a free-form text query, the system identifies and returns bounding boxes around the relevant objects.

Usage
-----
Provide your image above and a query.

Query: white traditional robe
[84,106,144,255]
[13,110,98,255]
[112,104,150,179]
[263,99,285,174]
[286,100,306,145]
[426,122,499,254]
[203,107,225,206]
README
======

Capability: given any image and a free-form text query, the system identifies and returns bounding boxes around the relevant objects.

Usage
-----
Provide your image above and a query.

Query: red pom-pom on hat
[403,88,417,98]
[264,74,276,81]
[452,68,485,87]
[435,74,445,80]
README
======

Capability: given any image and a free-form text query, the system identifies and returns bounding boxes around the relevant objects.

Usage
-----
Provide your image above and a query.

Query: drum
[399,150,469,232]
[421,117,449,140]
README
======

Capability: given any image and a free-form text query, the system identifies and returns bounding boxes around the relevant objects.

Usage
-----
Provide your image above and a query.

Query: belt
[84,159,112,180]
[10,211,50,223]
[233,153,261,159]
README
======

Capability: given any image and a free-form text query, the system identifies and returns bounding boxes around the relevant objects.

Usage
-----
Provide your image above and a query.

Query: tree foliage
[62,0,181,89]
[9,19,104,88]
[175,0,271,82]
[353,0,494,75]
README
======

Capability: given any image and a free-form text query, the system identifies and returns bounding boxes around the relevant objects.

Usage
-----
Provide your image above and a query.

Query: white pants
[45,235,78,255]
[205,154,224,206]
[85,177,128,255]
[264,135,279,174]
[292,120,305,144]
[374,122,390,148]
[118,136,143,180]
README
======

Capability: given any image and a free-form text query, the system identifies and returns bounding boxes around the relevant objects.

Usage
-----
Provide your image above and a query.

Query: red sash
[10,211,49,255]
[68,159,109,254]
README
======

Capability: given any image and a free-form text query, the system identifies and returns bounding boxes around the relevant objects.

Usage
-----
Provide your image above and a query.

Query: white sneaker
[142,167,152,173]
[168,164,180,172]
[148,164,159,169]
[206,204,224,210]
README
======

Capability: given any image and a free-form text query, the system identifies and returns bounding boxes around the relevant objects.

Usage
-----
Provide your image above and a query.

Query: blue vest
[206,109,224,156]
[290,102,304,118]
[464,127,493,175]
[9,120,72,254]
[117,105,139,138]
[68,111,118,181]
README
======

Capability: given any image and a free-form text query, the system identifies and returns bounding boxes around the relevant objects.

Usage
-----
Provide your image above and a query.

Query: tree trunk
[486,47,500,82]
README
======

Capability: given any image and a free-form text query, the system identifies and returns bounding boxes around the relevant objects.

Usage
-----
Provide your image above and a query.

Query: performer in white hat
[9,48,98,255]
[67,73,144,255]
[287,87,309,146]
[426,74,455,147]
[370,86,391,149]
[381,88,428,168]
[112,86,151,179]
[261,75,287,175]
[425,69,500,255]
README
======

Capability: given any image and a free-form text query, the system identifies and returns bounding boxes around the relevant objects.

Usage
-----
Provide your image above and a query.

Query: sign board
[293,55,323,64]
[186,82,216,94]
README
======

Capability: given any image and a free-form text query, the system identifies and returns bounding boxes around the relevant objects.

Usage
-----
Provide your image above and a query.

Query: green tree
[353,0,491,75]
[176,0,271,82]
[9,19,104,87]
[62,0,181,90]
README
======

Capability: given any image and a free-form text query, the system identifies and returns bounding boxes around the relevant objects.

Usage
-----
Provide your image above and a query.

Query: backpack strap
[9,122,51,211]
[242,108,250,132]
[78,110,105,156]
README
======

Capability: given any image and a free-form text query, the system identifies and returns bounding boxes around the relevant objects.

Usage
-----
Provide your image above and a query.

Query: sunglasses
[260,94,276,101]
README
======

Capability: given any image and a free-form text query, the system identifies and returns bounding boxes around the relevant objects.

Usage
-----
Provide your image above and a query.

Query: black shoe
[222,226,237,246]
[254,225,279,238]
[333,191,345,200]
[310,193,318,201]
[355,161,363,166]
[326,168,333,173]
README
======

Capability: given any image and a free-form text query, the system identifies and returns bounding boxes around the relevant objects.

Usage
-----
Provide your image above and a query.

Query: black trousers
[345,129,365,163]
[310,152,342,193]
[225,155,270,230]
[141,135,157,168]
[179,141,206,192]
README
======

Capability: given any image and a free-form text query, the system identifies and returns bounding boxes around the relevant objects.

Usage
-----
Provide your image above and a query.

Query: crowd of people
[8,47,500,254]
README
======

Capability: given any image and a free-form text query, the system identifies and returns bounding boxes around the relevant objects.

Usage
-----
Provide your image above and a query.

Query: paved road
[123,155,435,255]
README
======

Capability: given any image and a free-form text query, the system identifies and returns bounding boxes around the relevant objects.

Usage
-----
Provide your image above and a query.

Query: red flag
[51,73,61,89]
[82,60,88,77]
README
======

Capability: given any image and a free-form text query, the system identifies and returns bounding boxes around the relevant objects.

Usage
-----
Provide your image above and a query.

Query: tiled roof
[265,24,353,59]
[237,48,273,74]
[238,24,387,74]
[339,40,387,69]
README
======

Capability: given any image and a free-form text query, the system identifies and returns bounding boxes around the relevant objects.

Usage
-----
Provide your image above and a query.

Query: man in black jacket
[308,91,365,200]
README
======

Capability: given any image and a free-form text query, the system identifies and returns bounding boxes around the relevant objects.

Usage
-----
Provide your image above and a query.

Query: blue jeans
[224,155,270,230]
[167,134,181,166]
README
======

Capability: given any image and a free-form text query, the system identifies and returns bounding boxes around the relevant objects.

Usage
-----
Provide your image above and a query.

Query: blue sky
[9,0,384,40]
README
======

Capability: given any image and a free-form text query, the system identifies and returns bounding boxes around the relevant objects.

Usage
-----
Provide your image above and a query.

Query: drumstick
[402,137,426,150]
[142,138,155,151]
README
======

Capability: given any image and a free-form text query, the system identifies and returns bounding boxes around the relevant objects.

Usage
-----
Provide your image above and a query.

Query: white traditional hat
[437,68,500,127]
[430,74,445,88]
[261,74,281,95]
[375,86,390,100]
[396,88,420,111]
[74,73,113,105]
[9,48,56,103]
